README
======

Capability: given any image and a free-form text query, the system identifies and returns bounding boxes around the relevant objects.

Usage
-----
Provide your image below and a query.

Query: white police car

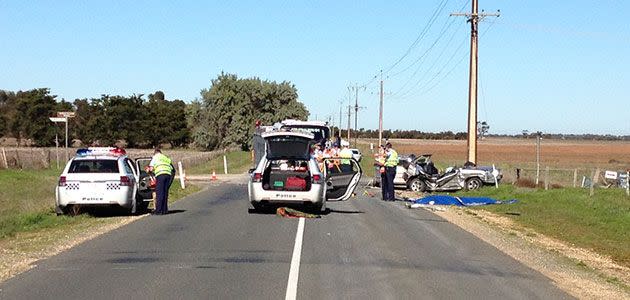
[55,147,154,215]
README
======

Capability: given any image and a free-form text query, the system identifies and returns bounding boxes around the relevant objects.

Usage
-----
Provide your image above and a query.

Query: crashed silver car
[248,131,362,212]
[404,154,502,192]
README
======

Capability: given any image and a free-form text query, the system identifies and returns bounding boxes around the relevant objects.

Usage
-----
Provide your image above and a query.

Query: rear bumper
[56,187,134,208]
[248,182,325,205]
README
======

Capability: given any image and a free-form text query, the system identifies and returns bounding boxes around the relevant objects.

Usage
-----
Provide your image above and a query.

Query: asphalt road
[0,179,572,299]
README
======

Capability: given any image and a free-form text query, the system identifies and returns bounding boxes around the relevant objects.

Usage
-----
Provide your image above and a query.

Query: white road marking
[285,217,305,300]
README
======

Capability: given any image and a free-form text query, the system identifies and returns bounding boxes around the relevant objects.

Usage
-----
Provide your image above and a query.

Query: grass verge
[0,168,200,240]
[453,185,630,267]
[186,151,252,175]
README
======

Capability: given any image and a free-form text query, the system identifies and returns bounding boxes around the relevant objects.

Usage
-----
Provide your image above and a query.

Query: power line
[360,0,452,87]
[393,8,498,101]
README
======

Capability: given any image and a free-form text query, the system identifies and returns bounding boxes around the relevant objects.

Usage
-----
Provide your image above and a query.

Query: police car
[55,147,154,215]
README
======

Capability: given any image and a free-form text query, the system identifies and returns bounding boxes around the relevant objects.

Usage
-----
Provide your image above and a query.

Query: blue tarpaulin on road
[410,195,517,206]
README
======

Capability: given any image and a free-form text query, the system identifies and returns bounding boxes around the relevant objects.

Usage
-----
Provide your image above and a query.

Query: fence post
[544,166,550,190]
[590,168,600,197]
[573,169,578,188]
[223,155,228,174]
[15,149,22,169]
[178,161,186,189]
[1,148,7,169]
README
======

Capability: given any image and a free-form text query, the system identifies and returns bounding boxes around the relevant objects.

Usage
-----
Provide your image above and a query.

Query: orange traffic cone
[211,170,217,181]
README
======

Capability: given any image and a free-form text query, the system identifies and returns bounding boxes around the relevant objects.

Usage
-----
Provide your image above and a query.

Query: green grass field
[0,168,200,239]
[453,185,630,267]
[185,151,253,175]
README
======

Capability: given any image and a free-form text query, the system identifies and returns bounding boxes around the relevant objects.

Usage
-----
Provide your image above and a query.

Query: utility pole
[535,131,542,186]
[348,84,366,146]
[338,99,344,139]
[378,70,384,147]
[451,1,499,164]
[347,104,352,142]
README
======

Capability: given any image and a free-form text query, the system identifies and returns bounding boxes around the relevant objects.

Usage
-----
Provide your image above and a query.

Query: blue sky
[1,1,629,135]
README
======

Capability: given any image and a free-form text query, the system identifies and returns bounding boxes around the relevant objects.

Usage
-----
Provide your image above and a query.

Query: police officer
[148,148,174,215]
[338,143,354,173]
[383,142,398,201]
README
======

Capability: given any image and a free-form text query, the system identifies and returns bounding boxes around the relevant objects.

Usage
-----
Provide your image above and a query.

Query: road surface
[0,179,571,299]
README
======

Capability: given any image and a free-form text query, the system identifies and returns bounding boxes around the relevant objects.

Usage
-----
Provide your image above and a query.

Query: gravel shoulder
[431,205,629,299]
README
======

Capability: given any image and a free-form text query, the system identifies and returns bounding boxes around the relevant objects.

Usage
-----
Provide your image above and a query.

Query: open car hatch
[262,131,314,160]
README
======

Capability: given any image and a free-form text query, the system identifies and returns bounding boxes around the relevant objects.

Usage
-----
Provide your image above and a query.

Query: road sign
[49,117,67,123]
[57,111,76,118]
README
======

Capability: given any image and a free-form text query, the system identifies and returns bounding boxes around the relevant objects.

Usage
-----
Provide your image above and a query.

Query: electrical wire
[359,0,451,87]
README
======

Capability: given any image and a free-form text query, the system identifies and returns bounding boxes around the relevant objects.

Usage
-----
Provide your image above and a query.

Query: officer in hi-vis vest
[382,142,398,201]
[148,148,174,215]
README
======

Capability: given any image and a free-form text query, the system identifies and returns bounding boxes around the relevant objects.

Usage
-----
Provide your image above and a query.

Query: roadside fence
[507,166,629,195]
[0,147,226,171]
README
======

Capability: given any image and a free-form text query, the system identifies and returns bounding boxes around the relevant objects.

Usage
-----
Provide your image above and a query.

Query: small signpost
[50,112,75,163]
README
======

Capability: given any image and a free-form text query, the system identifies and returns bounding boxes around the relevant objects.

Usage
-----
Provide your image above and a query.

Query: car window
[68,160,119,173]
[122,159,134,174]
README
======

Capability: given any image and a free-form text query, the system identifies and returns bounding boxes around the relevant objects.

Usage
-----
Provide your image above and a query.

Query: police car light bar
[76,147,126,157]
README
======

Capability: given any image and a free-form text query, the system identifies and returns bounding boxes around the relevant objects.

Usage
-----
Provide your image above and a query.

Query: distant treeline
[1,76,627,148]
[332,128,629,141]
[0,73,308,149]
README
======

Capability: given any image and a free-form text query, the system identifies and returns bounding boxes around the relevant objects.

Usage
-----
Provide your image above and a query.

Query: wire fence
[504,166,629,192]
[0,147,226,171]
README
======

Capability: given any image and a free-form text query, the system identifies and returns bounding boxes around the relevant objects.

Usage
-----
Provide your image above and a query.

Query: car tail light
[312,174,322,183]
[253,173,262,182]
[58,176,67,187]
[120,176,132,186]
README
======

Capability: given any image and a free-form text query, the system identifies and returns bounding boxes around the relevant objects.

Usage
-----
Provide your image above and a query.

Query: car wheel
[409,178,426,192]
[55,205,66,216]
[248,202,263,214]
[465,178,482,191]
[69,205,81,216]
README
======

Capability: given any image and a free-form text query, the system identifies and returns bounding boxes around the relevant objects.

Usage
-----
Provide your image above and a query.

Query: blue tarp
[410,195,517,206]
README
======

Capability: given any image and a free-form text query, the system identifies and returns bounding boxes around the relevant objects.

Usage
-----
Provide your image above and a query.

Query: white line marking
[285,217,305,300]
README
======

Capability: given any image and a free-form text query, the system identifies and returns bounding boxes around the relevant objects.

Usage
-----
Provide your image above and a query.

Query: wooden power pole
[451,1,499,164]
[379,71,384,147]
[348,84,365,146]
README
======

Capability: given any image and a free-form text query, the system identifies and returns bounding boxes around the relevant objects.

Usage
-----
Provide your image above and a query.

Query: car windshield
[283,126,329,141]
[68,159,119,173]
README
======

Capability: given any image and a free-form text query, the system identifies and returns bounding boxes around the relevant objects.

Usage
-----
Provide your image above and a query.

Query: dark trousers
[381,171,388,200]
[155,174,171,214]
[384,166,396,200]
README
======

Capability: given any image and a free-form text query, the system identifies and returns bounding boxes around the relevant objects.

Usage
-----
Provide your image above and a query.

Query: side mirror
[248,168,256,174]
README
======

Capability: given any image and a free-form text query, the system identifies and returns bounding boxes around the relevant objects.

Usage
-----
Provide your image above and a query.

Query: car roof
[261,131,315,140]
[72,155,124,161]
[280,119,328,127]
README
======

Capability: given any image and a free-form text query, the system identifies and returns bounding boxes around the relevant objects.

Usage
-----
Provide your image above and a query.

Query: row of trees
[0,89,188,147]
[0,73,310,149]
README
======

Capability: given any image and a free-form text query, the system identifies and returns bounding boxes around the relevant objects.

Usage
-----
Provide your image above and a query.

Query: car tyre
[465,177,482,191]
[248,202,263,214]
[408,178,426,192]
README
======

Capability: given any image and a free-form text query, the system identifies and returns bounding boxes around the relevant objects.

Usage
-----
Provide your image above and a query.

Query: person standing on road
[148,148,174,215]
[380,142,398,201]
[338,143,354,173]
[374,145,387,200]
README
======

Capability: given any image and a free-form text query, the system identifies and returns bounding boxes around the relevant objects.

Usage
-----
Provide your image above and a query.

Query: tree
[189,73,309,150]
[11,88,58,146]
[477,121,490,140]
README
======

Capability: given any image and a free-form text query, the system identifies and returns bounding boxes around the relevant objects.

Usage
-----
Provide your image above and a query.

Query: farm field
[358,138,630,186]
